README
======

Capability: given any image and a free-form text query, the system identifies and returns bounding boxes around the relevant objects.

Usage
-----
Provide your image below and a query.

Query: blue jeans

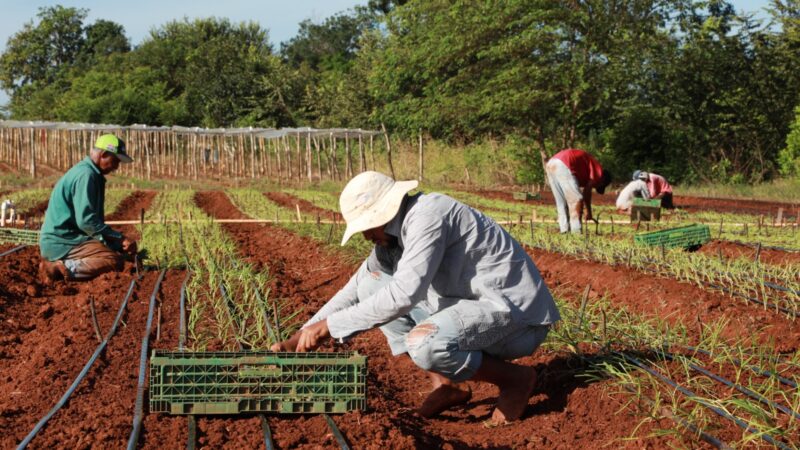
[358,267,550,382]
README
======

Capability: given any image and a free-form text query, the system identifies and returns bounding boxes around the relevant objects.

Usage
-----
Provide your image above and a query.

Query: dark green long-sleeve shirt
[39,157,123,261]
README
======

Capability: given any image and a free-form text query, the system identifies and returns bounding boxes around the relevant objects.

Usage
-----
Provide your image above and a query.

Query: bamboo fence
[0,121,385,182]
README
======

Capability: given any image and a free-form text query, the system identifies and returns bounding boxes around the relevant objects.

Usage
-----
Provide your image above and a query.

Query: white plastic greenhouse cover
[0,120,382,139]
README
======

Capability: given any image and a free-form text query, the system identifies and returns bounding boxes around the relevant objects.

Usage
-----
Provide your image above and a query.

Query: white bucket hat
[339,171,418,245]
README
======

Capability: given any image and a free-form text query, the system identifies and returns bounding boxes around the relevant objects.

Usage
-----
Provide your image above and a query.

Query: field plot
[1,186,798,449]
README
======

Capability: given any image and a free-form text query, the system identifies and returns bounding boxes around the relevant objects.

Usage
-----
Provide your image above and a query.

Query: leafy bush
[778,106,800,180]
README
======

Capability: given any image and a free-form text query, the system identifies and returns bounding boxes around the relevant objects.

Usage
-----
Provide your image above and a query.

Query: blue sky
[0,0,773,108]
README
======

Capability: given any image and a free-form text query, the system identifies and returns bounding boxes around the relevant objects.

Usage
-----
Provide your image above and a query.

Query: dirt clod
[37,304,54,319]
[25,284,41,297]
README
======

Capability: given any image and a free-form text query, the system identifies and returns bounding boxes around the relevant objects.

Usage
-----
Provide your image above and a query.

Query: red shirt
[647,173,672,197]
[552,149,604,187]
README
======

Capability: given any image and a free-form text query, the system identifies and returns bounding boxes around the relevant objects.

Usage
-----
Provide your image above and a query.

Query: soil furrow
[194,190,682,449]
[264,191,343,221]
[529,247,800,352]
[699,239,800,266]
[0,246,153,448]
[469,188,799,218]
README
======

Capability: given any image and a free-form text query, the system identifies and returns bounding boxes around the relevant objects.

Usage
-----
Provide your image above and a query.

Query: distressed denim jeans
[546,158,583,233]
[357,265,550,382]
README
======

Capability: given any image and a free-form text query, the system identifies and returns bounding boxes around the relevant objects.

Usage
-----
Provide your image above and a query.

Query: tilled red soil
[0,189,181,448]
[4,188,791,448]
[191,190,683,449]
[107,190,157,241]
[471,188,799,218]
[0,243,185,448]
[699,239,800,266]
[107,190,157,223]
[25,200,50,219]
[264,191,344,221]
[529,248,800,353]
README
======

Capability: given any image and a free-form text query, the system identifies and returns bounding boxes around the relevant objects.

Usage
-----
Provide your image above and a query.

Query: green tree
[53,53,169,125]
[779,105,800,178]
[81,19,130,63]
[281,12,373,71]
[135,18,291,127]
[0,6,130,120]
[0,5,86,93]
[648,0,800,182]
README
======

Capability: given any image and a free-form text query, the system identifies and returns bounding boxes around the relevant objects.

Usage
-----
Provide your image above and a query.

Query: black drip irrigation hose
[324,414,351,450]
[684,346,797,389]
[702,280,797,318]
[127,269,168,450]
[725,239,800,254]
[0,244,26,258]
[532,242,799,318]
[620,352,793,450]
[659,351,800,421]
[217,278,276,450]
[17,278,138,450]
[261,416,275,450]
[178,271,191,351]
[619,383,730,449]
[187,418,197,450]
[572,328,793,448]
[629,256,798,316]
[177,271,199,450]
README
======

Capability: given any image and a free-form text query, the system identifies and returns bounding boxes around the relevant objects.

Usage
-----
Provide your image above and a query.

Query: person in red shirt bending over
[545,149,612,233]
[632,170,674,209]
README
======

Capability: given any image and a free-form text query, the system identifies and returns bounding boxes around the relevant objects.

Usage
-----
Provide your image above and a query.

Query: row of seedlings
[141,189,353,448]
[223,187,800,448]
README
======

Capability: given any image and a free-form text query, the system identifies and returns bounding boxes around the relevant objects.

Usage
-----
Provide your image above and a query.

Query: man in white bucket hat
[272,171,560,424]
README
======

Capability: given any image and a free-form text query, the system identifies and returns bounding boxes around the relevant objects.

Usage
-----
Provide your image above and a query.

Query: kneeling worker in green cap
[39,134,137,282]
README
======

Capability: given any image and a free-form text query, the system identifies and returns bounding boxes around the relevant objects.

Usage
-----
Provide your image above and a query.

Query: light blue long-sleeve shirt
[307,192,560,340]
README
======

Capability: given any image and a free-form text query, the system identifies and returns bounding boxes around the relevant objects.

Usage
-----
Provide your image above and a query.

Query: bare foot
[491,366,537,424]
[417,384,472,418]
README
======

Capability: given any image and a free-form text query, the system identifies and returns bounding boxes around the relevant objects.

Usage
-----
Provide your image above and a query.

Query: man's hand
[270,320,330,352]
[270,332,301,352]
[121,238,138,256]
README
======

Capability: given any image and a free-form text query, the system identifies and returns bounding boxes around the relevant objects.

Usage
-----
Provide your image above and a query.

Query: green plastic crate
[149,350,367,415]
[0,228,40,245]
[633,198,661,208]
[631,198,661,221]
[634,224,711,249]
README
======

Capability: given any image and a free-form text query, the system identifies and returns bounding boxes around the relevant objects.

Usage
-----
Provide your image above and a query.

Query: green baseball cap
[94,134,133,163]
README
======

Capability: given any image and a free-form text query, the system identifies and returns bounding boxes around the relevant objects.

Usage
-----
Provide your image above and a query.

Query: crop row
[224,188,800,447]
[443,190,800,250]
[139,190,297,350]
[517,230,799,317]
[262,187,799,313]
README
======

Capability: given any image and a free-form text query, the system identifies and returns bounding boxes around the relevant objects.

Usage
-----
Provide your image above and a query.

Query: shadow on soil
[382,352,615,449]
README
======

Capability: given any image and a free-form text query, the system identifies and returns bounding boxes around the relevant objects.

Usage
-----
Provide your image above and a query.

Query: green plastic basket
[634,224,711,249]
[633,198,661,208]
[631,198,661,221]
[149,350,367,415]
[0,228,40,245]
